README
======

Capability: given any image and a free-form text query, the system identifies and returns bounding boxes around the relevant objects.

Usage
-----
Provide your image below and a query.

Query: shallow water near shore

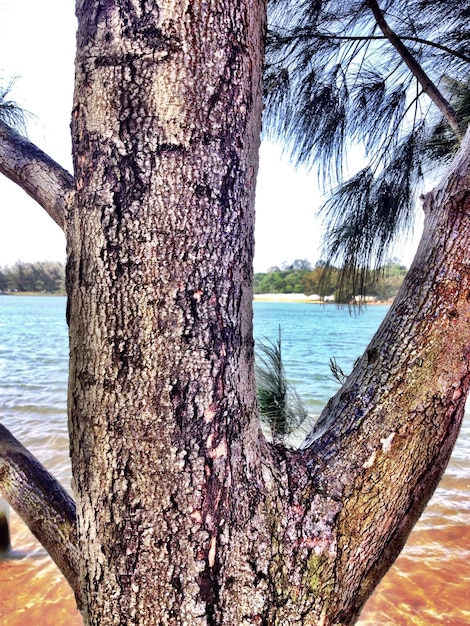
[0,296,469,624]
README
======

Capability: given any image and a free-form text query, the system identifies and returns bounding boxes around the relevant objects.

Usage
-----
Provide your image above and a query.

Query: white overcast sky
[0,0,420,272]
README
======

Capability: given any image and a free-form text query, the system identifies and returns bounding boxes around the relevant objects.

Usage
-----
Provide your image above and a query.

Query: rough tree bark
[67,1,268,624]
[0,0,470,625]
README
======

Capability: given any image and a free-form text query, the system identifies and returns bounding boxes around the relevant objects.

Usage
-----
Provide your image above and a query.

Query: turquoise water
[0,295,468,475]
[253,300,390,414]
[0,295,469,625]
[0,295,388,432]
[0,296,69,487]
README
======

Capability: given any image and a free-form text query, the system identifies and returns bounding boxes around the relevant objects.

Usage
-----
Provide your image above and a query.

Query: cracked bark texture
[0,119,73,229]
[68,1,269,624]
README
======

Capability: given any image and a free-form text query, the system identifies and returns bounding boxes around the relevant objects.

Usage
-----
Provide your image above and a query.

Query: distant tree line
[254,258,408,301]
[0,261,65,293]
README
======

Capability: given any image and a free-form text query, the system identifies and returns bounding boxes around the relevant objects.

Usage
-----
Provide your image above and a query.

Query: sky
[0,1,421,273]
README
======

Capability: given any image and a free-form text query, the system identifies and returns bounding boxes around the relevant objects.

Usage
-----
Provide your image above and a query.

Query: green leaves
[320,124,424,298]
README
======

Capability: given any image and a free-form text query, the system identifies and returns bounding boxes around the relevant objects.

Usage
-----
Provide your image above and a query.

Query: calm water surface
[0,296,469,625]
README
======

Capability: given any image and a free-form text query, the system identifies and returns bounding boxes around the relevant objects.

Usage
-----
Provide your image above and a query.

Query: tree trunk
[68,1,268,623]
[1,1,470,624]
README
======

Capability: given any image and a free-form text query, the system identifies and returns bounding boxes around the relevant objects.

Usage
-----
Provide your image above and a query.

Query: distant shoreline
[0,291,66,297]
[1,291,393,305]
[254,293,319,303]
[254,293,393,305]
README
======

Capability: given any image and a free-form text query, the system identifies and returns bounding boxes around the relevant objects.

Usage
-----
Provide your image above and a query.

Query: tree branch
[0,423,81,605]
[366,0,464,141]
[294,126,470,622]
[0,120,75,230]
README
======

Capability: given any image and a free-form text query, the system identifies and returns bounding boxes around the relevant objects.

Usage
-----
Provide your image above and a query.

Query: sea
[0,295,469,625]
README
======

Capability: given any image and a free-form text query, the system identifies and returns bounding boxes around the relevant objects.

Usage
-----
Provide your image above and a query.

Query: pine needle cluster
[264,0,470,298]
[256,328,308,445]
[0,78,29,133]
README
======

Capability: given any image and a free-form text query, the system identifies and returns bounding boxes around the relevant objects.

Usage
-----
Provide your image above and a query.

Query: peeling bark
[0,120,74,229]
[0,424,80,603]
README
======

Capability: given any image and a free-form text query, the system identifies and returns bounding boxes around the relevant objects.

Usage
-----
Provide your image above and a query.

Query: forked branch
[289,126,470,622]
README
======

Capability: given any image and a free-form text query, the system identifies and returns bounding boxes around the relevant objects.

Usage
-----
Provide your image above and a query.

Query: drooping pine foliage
[0,78,29,132]
[256,328,308,445]
[264,0,470,297]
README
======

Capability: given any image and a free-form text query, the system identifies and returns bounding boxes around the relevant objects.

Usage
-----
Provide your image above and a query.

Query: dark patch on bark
[65,254,76,327]
[198,562,220,625]
[78,256,86,288]
[219,152,241,221]
[78,370,97,389]
[113,153,149,208]
[119,0,181,53]
[75,0,109,49]
[113,336,143,383]
[195,183,213,201]
[366,346,379,364]
[0,510,10,551]
[154,142,188,156]
[101,149,149,276]
[206,44,246,131]
[76,0,179,57]
[170,574,183,595]
[169,380,191,433]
